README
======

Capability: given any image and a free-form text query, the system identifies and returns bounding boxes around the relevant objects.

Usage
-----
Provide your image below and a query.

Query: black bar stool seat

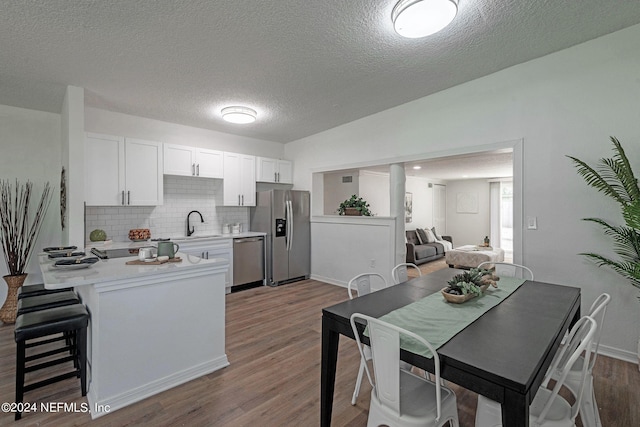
[14,304,89,420]
[17,291,80,315]
[18,283,72,299]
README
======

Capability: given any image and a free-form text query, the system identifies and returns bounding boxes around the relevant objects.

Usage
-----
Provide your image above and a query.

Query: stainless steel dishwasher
[232,236,265,288]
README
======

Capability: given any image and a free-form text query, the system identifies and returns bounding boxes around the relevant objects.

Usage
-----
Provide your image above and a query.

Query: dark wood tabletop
[320,268,581,427]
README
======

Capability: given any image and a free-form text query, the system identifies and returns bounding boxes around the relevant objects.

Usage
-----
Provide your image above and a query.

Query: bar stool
[17,291,80,315]
[14,304,89,420]
[18,283,73,299]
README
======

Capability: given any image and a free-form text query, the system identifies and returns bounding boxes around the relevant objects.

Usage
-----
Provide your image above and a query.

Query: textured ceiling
[1,1,640,143]
[360,150,513,180]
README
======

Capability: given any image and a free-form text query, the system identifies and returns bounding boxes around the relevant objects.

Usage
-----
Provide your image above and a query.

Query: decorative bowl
[128,228,151,241]
[441,284,489,304]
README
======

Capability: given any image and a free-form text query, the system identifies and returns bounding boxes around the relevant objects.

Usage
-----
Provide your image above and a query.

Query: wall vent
[342,176,353,183]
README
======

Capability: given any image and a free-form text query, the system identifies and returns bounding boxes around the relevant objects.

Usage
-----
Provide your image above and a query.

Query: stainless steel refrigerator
[250,190,310,286]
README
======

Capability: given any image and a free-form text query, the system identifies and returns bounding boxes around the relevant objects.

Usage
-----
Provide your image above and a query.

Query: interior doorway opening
[490,180,513,262]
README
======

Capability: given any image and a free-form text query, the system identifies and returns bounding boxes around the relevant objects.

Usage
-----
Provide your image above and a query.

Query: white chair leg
[579,376,600,427]
[351,359,365,405]
[593,389,602,427]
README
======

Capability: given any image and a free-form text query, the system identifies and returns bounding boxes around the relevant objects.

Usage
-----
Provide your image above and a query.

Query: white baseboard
[310,274,346,288]
[598,344,638,365]
[87,355,230,419]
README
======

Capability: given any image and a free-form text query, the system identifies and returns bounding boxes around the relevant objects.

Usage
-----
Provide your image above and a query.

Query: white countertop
[85,231,266,249]
[39,250,228,289]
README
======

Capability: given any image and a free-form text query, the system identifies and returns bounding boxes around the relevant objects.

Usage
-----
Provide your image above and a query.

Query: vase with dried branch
[0,180,52,323]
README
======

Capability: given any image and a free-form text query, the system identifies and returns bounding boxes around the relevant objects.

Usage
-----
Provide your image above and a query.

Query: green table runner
[377,277,526,358]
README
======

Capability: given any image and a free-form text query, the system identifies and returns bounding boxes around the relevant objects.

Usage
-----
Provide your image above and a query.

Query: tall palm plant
[567,137,640,293]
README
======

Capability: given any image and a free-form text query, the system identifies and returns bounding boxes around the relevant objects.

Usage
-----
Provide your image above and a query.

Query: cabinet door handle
[196,164,200,176]
[274,172,277,182]
[192,163,196,176]
[127,191,130,205]
[241,194,244,206]
[121,190,125,205]
[238,194,241,206]
[277,172,280,182]
[206,251,209,259]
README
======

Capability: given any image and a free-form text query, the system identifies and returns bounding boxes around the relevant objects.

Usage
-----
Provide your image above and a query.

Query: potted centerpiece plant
[441,267,498,303]
[337,195,373,216]
[0,180,52,323]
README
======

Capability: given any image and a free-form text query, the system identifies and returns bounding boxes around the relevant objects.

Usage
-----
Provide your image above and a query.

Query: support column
[61,86,85,246]
[389,163,406,267]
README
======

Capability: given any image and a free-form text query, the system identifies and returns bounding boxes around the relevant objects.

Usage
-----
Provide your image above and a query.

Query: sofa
[405,229,453,265]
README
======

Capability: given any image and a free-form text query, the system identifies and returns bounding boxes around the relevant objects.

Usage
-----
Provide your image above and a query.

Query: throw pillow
[424,228,437,243]
[417,228,432,244]
[431,227,443,241]
[414,229,424,245]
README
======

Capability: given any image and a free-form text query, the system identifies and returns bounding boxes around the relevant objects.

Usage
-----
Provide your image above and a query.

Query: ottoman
[445,245,505,269]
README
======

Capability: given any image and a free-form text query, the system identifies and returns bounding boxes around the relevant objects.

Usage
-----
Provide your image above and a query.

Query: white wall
[323,170,359,215]
[311,216,396,288]
[446,179,491,246]
[405,176,436,230]
[287,24,640,361]
[85,107,284,158]
[0,105,62,300]
[359,171,390,216]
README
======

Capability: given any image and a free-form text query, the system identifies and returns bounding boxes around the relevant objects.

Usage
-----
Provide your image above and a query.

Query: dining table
[320,268,581,427]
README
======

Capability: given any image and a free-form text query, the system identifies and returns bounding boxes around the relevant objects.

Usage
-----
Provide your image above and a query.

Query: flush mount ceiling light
[392,0,458,38]
[221,106,257,124]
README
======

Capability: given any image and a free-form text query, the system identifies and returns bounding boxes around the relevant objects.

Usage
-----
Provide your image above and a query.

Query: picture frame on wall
[456,192,479,213]
[405,192,412,223]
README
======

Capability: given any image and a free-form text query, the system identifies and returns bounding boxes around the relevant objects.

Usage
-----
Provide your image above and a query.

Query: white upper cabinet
[256,157,292,184]
[163,144,196,176]
[196,148,224,178]
[86,133,163,206]
[85,133,125,206]
[125,138,163,205]
[223,152,256,206]
[163,144,223,179]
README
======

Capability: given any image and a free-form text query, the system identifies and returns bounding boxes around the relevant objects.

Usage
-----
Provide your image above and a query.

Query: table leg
[503,390,529,427]
[321,316,340,427]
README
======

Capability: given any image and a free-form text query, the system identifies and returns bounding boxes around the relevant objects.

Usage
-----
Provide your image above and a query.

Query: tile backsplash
[85,176,249,242]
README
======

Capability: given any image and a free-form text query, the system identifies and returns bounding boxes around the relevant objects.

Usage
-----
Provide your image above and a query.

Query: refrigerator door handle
[287,200,294,251]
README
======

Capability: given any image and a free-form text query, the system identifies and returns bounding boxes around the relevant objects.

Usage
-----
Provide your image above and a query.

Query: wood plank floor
[0,277,638,426]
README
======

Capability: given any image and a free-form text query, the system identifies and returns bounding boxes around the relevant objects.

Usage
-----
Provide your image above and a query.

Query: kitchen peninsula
[39,247,229,419]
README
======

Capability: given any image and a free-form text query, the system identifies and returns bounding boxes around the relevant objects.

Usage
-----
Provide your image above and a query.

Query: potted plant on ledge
[337,195,373,216]
[0,180,52,324]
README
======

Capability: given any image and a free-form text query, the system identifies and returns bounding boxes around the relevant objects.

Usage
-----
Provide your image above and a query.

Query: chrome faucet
[187,210,204,236]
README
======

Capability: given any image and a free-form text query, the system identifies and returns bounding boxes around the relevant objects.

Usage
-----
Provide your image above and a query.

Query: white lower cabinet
[179,239,233,293]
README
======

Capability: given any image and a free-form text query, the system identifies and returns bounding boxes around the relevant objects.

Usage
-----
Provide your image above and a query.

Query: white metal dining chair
[391,262,422,284]
[477,261,534,280]
[347,272,388,300]
[348,273,388,405]
[475,315,597,427]
[350,313,459,427]
[543,293,611,427]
